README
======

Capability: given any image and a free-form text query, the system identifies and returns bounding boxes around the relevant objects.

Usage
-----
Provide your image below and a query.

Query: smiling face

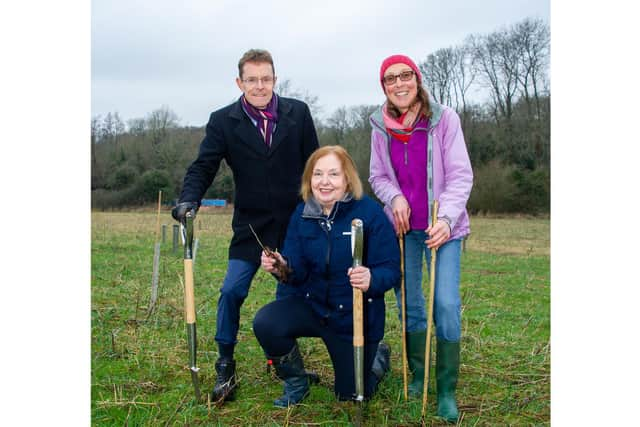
[311,153,348,214]
[236,61,276,109]
[383,63,419,113]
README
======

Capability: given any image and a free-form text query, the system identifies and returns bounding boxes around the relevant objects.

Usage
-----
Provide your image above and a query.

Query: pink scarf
[382,102,422,143]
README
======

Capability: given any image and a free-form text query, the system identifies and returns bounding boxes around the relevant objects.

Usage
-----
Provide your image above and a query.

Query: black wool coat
[178,96,319,263]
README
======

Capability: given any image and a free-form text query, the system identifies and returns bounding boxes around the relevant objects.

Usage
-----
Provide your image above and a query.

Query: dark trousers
[253,296,380,400]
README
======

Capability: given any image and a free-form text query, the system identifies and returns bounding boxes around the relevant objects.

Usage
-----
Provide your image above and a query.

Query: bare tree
[275,78,294,97]
[146,106,180,146]
[100,113,113,143]
[127,117,146,136]
[350,105,377,131]
[470,27,521,125]
[91,115,102,188]
[344,105,377,191]
[450,43,477,128]
[91,115,102,144]
[512,18,550,120]
[326,106,350,145]
[275,78,323,119]
[100,112,125,147]
[420,48,455,106]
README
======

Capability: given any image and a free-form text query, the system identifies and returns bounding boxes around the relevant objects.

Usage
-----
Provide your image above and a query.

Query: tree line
[92,17,549,214]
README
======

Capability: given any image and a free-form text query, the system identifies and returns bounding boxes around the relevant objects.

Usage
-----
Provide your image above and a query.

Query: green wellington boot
[436,340,460,423]
[406,330,428,397]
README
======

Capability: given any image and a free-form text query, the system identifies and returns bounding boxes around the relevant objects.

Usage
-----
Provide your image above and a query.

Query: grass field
[91,210,549,426]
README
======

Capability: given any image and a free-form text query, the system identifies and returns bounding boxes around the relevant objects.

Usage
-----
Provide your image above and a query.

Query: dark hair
[238,49,275,78]
[386,84,432,120]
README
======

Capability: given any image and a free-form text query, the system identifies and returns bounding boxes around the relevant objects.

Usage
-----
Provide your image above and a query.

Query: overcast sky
[92,0,549,126]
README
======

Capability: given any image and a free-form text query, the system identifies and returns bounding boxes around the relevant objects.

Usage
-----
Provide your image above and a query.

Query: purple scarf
[241,94,279,147]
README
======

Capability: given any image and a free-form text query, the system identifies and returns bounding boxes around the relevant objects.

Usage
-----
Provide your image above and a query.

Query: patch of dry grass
[466,217,549,256]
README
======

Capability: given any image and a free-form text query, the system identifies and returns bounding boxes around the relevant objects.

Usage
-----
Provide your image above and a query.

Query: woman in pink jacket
[369,54,473,423]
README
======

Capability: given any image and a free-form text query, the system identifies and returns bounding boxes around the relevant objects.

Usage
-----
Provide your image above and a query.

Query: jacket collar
[229,93,293,119]
[302,193,354,219]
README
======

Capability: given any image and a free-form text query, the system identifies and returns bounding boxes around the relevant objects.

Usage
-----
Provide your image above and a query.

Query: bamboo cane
[421,200,439,419]
[399,232,408,400]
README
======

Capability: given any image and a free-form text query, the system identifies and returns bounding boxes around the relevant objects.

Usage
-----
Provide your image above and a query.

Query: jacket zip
[324,202,343,306]
[301,200,344,306]
[371,117,432,220]
[322,218,331,280]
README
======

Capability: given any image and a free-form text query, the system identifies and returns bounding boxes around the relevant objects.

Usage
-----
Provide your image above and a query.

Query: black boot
[269,343,310,408]
[267,361,320,385]
[306,370,320,385]
[211,357,237,402]
[371,341,391,385]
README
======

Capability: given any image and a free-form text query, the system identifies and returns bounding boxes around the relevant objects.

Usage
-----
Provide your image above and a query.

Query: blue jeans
[215,259,259,347]
[395,230,461,342]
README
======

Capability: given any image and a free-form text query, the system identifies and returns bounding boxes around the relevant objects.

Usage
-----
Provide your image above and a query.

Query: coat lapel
[268,97,294,156]
[228,96,296,157]
[229,99,269,156]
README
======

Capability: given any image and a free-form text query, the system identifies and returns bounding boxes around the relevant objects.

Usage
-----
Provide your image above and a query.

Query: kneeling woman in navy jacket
[253,145,400,406]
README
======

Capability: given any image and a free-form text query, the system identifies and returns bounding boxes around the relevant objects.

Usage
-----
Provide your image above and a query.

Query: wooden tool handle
[353,288,364,346]
[184,260,196,324]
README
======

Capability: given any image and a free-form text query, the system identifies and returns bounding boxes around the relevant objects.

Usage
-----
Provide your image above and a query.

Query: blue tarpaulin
[201,199,227,207]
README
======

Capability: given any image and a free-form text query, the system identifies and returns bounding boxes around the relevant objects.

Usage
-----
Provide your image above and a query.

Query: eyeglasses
[382,70,416,86]
[241,76,275,86]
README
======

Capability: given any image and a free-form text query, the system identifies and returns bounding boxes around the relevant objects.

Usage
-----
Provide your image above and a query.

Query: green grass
[92,211,549,426]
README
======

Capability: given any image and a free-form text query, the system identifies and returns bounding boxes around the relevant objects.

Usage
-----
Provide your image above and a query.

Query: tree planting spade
[181,209,202,402]
[351,218,365,425]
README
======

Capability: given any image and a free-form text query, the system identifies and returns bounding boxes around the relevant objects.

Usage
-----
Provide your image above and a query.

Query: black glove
[171,201,199,223]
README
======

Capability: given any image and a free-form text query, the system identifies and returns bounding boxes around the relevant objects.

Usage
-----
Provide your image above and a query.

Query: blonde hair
[300,145,363,202]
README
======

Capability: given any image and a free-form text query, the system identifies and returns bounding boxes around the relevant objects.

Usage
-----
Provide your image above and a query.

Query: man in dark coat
[172,49,319,403]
